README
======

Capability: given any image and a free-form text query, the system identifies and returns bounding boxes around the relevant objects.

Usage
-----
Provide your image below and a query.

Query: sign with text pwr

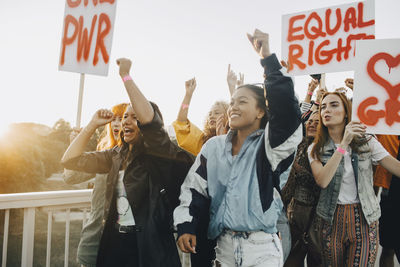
[281,0,375,76]
[59,0,117,76]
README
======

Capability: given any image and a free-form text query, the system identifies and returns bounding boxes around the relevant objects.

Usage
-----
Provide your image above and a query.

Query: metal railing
[0,190,92,267]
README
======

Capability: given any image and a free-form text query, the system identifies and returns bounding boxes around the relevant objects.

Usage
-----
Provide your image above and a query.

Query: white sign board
[352,39,400,135]
[58,0,117,76]
[281,0,375,76]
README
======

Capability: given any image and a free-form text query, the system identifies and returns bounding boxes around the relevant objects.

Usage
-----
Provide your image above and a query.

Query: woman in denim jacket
[308,92,400,267]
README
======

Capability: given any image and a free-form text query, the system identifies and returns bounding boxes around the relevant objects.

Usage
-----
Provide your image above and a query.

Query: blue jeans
[214,230,283,267]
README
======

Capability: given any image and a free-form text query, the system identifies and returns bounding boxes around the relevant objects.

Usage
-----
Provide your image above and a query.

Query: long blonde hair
[203,101,229,143]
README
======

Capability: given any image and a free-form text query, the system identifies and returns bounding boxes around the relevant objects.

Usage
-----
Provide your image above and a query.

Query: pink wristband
[181,104,189,110]
[307,91,313,96]
[122,75,132,82]
[336,146,347,155]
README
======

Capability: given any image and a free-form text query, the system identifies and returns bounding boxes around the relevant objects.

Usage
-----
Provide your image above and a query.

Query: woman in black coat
[61,58,194,267]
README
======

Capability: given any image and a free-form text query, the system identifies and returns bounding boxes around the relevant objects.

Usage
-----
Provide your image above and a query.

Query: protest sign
[282,0,375,76]
[59,0,117,76]
[352,39,400,135]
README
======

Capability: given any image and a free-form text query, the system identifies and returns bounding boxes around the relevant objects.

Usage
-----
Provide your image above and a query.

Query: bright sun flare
[0,124,10,140]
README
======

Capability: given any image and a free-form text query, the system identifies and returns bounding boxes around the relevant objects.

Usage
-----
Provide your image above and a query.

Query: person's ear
[257,110,265,120]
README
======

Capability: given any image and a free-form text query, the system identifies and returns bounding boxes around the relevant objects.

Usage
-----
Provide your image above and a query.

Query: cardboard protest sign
[352,39,400,135]
[59,0,117,76]
[282,0,375,76]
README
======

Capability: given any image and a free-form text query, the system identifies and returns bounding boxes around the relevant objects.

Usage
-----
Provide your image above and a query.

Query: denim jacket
[317,139,380,225]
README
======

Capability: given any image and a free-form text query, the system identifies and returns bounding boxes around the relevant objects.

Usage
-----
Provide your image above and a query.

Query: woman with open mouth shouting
[61,58,194,267]
[63,102,128,267]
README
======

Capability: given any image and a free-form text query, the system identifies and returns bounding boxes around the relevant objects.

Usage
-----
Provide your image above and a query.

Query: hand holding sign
[341,121,366,148]
[345,78,354,90]
[280,60,292,73]
[308,78,319,94]
[247,29,271,58]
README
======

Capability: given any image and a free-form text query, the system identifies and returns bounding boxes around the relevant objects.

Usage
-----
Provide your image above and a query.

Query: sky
[0,0,399,137]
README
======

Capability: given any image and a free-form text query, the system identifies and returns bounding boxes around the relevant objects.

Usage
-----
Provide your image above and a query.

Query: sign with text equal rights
[59,0,117,76]
[352,39,400,135]
[281,0,375,76]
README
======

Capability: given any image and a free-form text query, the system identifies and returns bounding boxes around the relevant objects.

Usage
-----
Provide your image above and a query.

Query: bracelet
[181,104,189,110]
[122,75,132,82]
[307,91,313,96]
[336,146,347,155]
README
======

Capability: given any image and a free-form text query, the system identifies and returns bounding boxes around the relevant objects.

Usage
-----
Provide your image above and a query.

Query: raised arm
[117,58,154,125]
[304,78,319,104]
[62,128,95,184]
[248,29,302,150]
[61,109,114,174]
[116,58,193,159]
[227,64,244,96]
[177,78,196,122]
[61,109,113,163]
[246,29,303,178]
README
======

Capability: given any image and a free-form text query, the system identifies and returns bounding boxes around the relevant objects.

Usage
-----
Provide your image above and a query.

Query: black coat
[63,106,194,267]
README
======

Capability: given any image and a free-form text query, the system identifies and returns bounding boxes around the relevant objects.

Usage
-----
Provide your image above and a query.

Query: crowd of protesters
[61,29,400,267]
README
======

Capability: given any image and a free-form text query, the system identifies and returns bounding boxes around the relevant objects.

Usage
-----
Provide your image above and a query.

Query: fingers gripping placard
[59,0,117,76]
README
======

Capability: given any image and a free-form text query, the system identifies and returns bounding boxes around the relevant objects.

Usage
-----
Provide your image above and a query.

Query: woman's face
[228,88,264,131]
[110,116,122,140]
[320,94,346,128]
[122,106,140,144]
[207,104,225,128]
[305,112,319,137]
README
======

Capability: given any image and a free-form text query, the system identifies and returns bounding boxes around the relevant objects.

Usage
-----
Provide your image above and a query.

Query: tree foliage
[0,120,100,193]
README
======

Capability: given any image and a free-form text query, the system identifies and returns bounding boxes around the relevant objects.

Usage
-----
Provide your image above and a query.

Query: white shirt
[116,171,136,226]
[308,137,389,204]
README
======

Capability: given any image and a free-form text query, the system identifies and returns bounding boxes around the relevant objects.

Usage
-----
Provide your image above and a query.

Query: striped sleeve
[264,123,302,174]
[300,101,312,114]
[173,144,210,238]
